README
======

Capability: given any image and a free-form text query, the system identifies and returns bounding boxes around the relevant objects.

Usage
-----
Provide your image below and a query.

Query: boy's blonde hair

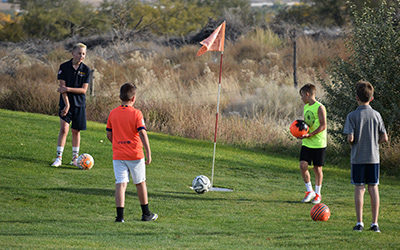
[356,80,374,102]
[72,42,87,51]
[299,83,316,96]
[120,83,137,102]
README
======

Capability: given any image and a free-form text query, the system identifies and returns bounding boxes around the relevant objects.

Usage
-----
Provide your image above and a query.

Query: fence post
[89,69,95,96]
[290,29,298,88]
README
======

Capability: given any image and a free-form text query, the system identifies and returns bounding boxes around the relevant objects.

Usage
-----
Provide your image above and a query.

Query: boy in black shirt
[52,43,91,167]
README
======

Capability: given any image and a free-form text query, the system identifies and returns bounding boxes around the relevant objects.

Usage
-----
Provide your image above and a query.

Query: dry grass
[0,32,398,171]
[0,34,343,147]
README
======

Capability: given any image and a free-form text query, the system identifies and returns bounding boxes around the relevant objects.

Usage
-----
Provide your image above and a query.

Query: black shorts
[59,106,86,131]
[351,164,380,185]
[299,146,326,166]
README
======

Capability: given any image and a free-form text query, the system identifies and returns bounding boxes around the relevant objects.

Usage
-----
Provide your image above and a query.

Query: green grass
[1,109,399,249]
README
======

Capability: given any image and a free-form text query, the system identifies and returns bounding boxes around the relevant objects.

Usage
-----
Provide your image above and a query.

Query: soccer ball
[290,119,309,138]
[310,203,331,221]
[192,175,211,194]
[77,153,94,170]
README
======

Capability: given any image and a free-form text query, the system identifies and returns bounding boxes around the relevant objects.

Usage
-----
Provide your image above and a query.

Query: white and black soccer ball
[192,175,211,194]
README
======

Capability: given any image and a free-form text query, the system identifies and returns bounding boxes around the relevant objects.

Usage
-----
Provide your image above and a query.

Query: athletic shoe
[115,217,124,223]
[141,213,158,221]
[302,191,316,203]
[69,157,78,167]
[353,224,364,232]
[370,225,381,233]
[51,158,62,167]
[311,193,321,204]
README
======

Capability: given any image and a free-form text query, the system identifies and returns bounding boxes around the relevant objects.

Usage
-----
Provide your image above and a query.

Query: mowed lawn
[0,109,399,249]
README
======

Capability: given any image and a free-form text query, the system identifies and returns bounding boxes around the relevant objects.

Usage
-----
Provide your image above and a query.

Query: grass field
[1,109,399,249]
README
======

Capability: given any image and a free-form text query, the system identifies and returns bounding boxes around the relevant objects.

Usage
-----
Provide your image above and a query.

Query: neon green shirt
[302,101,327,148]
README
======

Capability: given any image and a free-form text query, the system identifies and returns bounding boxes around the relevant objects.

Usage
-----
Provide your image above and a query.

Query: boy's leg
[300,160,311,183]
[313,165,323,186]
[71,129,80,166]
[136,181,158,221]
[71,128,81,148]
[300,160,315,202]
[368,184,379,225]
[354,185,365,225]
[52,119,69,167]
[116,182,127,207]
[115,182,127,222]
[136,181,148,205]
[57,119,70,147]
[312,166,323,204]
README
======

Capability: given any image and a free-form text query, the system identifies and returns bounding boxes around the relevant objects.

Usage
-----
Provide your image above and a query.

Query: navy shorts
[59,106,86,131]
[351,164,380,185]
[299,146,326,166]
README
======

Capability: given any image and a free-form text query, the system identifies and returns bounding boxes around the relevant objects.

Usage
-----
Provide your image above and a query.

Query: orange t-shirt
[106,105,146,160]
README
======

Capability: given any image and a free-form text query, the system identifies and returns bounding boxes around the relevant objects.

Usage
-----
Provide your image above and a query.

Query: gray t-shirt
[343,105,386,164]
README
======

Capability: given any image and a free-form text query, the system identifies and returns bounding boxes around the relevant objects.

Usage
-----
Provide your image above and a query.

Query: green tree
[99,0,214,37]
[275,0,396,27]
[10,0,106,40]
[155,0,213,36]
[321,0,400,141]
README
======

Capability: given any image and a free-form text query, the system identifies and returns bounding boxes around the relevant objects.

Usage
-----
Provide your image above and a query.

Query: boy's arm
[303,105,327,138]
[107,131,112,143]
[139,129,152,165]
[59,80,70,116]
[378,133,388,144]
[59,83,89,95]
[347,134,354,145]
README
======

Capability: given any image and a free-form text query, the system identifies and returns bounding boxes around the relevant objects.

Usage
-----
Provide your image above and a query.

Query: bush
[321,0,400,141]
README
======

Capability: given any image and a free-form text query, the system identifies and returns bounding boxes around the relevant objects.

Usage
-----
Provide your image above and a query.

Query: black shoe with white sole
[141,213,158,221]
[353,224,364,232]
[370,225,381,233]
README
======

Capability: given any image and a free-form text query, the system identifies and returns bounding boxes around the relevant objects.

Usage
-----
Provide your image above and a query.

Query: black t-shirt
[57,59,90,107]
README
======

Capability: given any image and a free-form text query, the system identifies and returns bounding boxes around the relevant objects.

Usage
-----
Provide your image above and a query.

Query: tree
[321,0,400,141]
[10,0,106,40]
[275,0,396,27]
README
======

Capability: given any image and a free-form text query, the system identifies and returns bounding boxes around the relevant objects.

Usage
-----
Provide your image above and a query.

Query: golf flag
[196,21,226,56]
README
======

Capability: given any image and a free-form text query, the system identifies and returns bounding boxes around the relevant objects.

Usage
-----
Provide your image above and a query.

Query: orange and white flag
[196,21,226,56]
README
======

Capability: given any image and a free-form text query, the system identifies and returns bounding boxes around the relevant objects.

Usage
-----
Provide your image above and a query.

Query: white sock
[371,223,378,227]
[72,147,79,159]
[56,146,64,158]
[315,185,321,195]
[357,222,364,227]
[305,182,313,192]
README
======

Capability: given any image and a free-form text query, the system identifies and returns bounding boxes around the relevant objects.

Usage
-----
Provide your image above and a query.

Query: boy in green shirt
[298,84,327,204]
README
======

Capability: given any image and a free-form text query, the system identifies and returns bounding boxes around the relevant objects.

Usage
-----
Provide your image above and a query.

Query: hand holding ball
[290,120,309,138]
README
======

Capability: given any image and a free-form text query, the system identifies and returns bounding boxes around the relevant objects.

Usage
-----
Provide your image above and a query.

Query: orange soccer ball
[310,203,331,221]
[77,153,94,170]
[290,120,309,138]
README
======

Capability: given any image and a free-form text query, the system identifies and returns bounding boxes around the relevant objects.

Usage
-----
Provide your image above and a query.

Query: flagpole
[211,51,223,187]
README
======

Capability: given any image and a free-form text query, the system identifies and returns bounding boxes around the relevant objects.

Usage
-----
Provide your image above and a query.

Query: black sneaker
[141,213,158,221]
[353,224,364,231]
[115,217,125,223]
[370,225,381,233]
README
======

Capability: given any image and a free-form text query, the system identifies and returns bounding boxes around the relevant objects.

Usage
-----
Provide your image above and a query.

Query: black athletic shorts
[59,106,86,131]
[299,146,326,166]
[351,164,380,185]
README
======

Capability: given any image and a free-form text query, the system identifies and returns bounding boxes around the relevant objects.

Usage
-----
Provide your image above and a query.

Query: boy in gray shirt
[343,80,388,233]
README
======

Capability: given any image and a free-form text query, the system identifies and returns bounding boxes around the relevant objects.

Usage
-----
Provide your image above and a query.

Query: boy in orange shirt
[106,83,157,222]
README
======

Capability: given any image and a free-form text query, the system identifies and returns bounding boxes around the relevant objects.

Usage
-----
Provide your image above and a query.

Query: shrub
[321,0,400,141]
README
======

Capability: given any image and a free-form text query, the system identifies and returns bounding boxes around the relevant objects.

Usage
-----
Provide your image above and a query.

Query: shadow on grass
[39,187,298,204]
[0,153,52,166]
[0,153,82,171]
[154,190,301,204]
[0,229,157,237]
[40,187,116,197]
